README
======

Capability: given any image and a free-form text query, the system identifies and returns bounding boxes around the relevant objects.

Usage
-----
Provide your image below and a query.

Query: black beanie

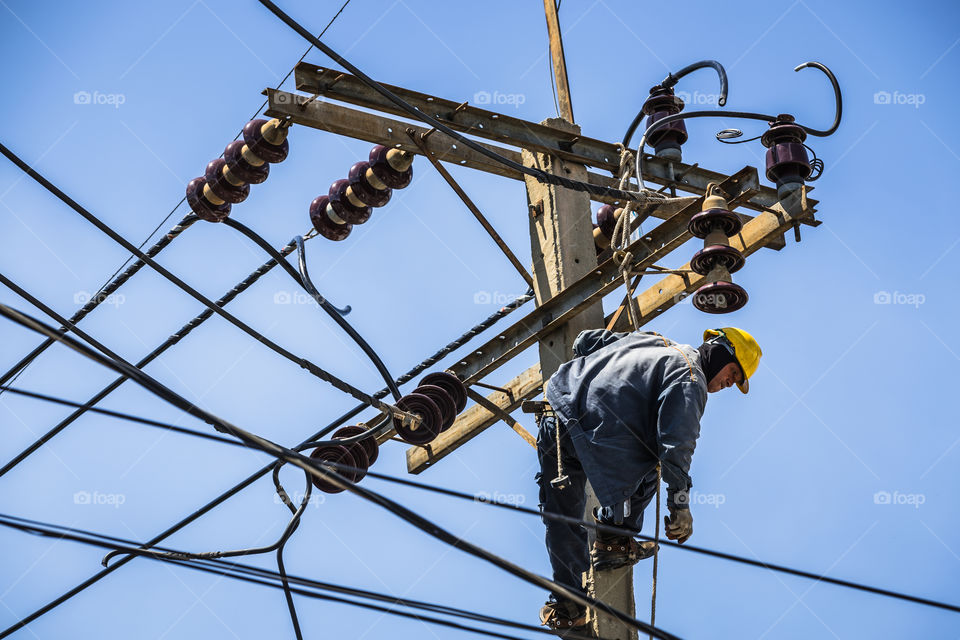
[697,340,738,383]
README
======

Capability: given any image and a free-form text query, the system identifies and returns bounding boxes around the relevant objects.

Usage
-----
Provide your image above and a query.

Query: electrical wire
[0,513,598,640]
[6,360,955,626]
[0,283,533,635]
[0,235,302,478]
[0,0,353,404]
[7,367,942,622]
[256,0,648,203]
[221,217,402,401]
[0,384,240,447]
[0,141,417,427]
[0,215,197,398]
[326,461,960,615]
[0,300,680,640]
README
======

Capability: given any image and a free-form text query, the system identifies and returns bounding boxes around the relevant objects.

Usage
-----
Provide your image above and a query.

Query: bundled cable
[0,289,679,640]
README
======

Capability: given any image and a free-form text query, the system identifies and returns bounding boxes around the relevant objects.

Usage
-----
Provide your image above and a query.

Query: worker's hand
[664,508,693,544]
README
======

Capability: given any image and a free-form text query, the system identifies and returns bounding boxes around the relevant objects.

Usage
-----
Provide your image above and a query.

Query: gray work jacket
[544,330,707,508]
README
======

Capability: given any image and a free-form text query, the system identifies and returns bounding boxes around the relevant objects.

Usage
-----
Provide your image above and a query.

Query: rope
[650,464,662,640]
[610,146,649,330]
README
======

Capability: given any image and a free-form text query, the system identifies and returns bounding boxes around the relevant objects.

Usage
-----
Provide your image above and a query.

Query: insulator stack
[393,371,467,445]
[593,204,622,252]
[761,114,811,215]
[186,118,290,222]
[642,86,687,161]
[307,424,382,494]
[687,186,748,314]
[310,145,415,242]
[308,443,358,493]
[307,372,466,493]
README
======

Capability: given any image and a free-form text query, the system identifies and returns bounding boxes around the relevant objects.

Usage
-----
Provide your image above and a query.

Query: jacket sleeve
[573,329,632,358]
[656,380,706,509]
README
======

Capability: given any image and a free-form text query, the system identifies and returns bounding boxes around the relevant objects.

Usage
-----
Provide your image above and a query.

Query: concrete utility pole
[537,6,637,639]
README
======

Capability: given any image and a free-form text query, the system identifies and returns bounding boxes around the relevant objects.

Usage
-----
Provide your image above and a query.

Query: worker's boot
[590,524,658,571]
[539,597,587,635]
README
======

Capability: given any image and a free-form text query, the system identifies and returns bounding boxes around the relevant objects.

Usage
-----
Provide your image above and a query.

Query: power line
[0,227,287,478]
[328,462,960,615]
[0,141,414,424]
[255,0,646,203]
[222,217,402,401]
[0,266,530,475]
[7,356,956,623]
[0,215,197,396]
[0,513,593,640]
[0,300,680,640]
[7,246,937,616]
[0,290,532,635]
[5,363,945,620]
[0,0,354,402]
[0,384,239,447]
[10,281,955,632]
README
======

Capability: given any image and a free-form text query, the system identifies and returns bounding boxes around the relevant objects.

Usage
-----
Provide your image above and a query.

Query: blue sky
[0,0,958,638]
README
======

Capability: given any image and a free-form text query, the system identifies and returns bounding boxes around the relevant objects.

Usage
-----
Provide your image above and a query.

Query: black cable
[0,237,302,478]
[221,217,402,401]
[0,141,409,423]
[0,290,532,635]
[0,514,588,640]
[661,60,729,104]
[313,461,960,615]
[0,301,679,640]
[0,215,197,398]
[314,288,535,440]
[9,371,944,622]
[0,0,354,405]
[23,370,936,616]
[0,384,240,447]
[255,0,645,203]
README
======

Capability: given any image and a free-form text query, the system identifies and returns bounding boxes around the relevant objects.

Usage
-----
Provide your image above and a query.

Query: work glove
[664,507,693,544]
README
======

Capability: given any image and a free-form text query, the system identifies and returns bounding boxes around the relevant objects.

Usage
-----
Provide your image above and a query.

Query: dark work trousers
[536,413,659,601]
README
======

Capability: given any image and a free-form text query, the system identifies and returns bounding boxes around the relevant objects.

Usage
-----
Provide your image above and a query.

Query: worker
[536,327,762,632]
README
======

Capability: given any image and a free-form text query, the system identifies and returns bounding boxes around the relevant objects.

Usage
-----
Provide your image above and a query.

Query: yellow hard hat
[703,327,762,394]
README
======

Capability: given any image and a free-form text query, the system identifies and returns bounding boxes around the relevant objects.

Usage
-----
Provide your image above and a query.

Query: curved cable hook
[660,59,728,107]
[622,59,729,148]
[102,466,313,567]
[221,218,402,401]
[793,61,842,137]
[293,235,401,401]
